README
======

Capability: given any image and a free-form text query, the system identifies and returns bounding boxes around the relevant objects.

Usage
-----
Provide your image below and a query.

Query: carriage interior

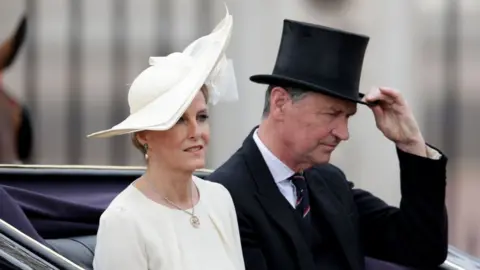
[0,165,478,270]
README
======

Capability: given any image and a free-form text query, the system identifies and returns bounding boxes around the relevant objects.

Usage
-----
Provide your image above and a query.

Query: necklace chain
[144,178,200,228]
[163,196,196,216]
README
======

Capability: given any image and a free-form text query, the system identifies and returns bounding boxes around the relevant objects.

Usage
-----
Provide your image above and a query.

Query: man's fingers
[371,103,383,117]
[380,87,408,107]
[366,86,408,107]
[365,88,396,105]
[364,87,381,102]
[378,87,400,98]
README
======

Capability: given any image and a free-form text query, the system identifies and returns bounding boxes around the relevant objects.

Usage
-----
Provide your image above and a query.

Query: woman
[89,9,243,270]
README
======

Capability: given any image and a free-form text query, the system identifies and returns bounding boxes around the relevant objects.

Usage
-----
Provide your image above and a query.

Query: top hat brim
[250,74,368,105]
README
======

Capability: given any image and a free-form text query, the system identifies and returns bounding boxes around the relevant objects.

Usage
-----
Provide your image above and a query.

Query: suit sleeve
[93,209,148,270]
[352,145,448,268]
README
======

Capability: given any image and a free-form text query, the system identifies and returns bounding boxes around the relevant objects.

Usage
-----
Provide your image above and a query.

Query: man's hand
[362,87,427,157]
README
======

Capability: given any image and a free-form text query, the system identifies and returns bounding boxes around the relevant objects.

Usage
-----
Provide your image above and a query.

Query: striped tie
[289,173,311,220]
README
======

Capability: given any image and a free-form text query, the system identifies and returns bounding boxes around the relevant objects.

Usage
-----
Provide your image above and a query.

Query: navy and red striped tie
[289,173,311,221]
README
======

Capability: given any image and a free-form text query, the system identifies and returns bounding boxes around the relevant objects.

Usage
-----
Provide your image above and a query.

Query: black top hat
[250,19,370,104]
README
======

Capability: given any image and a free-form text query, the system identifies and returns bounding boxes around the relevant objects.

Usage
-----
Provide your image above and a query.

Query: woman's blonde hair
[131,86,209,155]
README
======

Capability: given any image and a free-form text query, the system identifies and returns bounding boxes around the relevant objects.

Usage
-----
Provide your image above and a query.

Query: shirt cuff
[426,146,442,160]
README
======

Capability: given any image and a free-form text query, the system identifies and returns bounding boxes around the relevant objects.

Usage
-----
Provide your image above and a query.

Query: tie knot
[289,173,307,190]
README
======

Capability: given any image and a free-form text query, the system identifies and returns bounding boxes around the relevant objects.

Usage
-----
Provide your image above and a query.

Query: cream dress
[93,176,245,270]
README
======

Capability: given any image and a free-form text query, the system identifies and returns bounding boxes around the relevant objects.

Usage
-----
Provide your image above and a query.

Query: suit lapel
[241,129,316,270]
[305,169,362,270]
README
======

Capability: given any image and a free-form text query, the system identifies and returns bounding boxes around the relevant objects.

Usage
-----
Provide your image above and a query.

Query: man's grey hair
[262,85,308,118]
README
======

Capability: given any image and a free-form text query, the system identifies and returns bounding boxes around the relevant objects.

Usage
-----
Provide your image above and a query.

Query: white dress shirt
[253,129,298,208]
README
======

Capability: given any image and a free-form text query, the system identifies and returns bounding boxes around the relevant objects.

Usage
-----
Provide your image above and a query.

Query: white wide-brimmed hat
[87,7,237,138]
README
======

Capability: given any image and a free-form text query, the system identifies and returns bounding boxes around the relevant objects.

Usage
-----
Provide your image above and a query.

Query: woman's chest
[142,207,235,270]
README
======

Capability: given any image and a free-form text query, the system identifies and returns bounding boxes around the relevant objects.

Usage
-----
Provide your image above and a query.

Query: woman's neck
[142,162,195,206]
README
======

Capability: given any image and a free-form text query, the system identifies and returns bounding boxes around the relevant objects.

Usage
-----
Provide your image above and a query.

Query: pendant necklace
[145,179,200,228]
[163,184,200,228]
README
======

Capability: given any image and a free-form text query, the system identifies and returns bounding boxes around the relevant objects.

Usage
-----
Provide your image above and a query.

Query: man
[0,15,33,163]
[207,19,448,270]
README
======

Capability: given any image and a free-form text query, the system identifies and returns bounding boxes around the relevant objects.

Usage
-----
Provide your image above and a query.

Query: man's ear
[270,87,289,118]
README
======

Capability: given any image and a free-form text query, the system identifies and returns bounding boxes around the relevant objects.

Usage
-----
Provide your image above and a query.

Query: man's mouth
[322,144,337,150]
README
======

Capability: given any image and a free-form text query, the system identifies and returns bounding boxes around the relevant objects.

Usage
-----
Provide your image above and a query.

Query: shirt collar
[252,128,294,184]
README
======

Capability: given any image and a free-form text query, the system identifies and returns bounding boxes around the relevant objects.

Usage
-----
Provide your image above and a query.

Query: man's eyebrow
[326,106,343,112]
[327,105,357,116]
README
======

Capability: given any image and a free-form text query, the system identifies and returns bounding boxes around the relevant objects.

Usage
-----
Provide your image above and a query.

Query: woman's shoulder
[100,184,144,223]
[194,176,238,227]
[194,175,232,202]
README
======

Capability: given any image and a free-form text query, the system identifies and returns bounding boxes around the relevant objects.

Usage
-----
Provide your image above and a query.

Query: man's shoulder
[310,163,348,179]
[208,150,249,184]
[308,163,353,189]
[206,150,256,203]
[307,164,358,209]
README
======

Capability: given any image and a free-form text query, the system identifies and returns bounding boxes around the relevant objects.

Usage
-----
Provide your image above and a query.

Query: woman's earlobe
[143,143,149,160]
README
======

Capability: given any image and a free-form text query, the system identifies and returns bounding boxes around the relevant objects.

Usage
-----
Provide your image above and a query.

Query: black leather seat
[0,218,87,270]
[47,236,96,270]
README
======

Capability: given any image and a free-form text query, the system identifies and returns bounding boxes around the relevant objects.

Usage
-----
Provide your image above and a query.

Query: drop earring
[143,143,149,160]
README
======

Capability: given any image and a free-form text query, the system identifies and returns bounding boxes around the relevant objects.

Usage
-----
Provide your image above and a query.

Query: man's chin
[314,153,332,165]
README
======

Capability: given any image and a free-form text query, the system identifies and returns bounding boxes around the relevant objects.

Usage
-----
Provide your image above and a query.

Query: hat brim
[87,11,233,139]
[250,74,368,105]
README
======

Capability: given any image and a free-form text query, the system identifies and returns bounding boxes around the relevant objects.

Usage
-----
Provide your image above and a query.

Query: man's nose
[331,118,349,141]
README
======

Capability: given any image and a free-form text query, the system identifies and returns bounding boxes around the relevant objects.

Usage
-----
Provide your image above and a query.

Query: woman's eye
[176,117,185,124]
[198,114,209,121]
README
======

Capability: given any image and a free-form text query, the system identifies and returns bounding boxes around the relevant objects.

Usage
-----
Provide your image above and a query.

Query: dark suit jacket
[207,128,448,270]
